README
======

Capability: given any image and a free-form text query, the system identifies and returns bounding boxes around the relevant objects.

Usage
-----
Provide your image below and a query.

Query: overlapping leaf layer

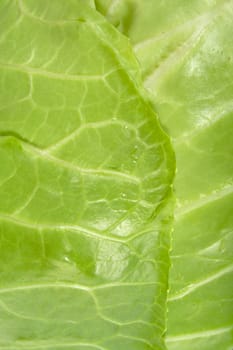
[0,1,175,349]
[95,1,233,349]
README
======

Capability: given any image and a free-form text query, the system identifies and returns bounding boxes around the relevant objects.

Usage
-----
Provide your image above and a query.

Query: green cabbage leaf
[0,1,175,349]
[95,0,233,349]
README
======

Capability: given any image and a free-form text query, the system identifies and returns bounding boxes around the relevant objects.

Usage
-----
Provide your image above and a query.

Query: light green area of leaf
[0,1,175,349]
[95,0,233,349]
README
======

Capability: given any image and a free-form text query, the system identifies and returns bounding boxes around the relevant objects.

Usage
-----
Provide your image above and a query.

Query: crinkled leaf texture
[95,0,233,349]
[0,1,174,350]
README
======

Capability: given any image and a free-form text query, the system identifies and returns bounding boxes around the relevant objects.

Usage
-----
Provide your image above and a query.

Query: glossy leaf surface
[95,1,233,349]
[0,1,175,349]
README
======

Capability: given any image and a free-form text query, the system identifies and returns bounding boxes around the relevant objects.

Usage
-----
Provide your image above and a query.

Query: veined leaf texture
[0,1,175,349]
[95,1,233,349]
